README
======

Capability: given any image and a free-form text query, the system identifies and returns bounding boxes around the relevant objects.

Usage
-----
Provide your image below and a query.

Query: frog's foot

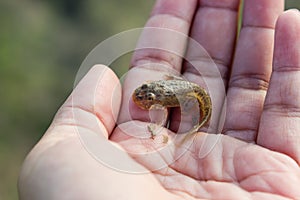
[147,123,157,139]
[147,123,169,144]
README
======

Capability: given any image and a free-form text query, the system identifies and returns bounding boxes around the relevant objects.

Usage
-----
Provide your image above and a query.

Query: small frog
[132,76,212,140]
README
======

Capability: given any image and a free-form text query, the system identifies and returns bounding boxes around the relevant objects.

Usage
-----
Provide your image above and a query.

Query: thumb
[52,64,121,138]
[18,65,162,199]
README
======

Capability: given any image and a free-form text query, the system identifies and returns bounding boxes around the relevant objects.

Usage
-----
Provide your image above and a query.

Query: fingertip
[61,64,121,136]
[276,9,300,28]
[273,9,300,70]
[284,8,300,14]
[276,8,300,34]
[90,64,114,75]
[243,0,284,28]
[151,0,197,24]
[92,64,120,88]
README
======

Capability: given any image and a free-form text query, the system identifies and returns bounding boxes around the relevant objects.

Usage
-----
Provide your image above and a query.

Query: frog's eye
[136,95,143,100]
[141,84,148,90]
[146,93,156,101]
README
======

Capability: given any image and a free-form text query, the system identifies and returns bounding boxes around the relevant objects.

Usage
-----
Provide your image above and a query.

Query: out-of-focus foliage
[0,0,299,199]
[286,0,300,9]
[0,0,153,199]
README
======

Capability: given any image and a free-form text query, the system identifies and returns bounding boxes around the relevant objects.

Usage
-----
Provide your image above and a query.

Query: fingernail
[288,8,300,13]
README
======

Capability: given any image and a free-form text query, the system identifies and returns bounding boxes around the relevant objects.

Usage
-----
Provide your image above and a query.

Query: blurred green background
[1,0,299,199]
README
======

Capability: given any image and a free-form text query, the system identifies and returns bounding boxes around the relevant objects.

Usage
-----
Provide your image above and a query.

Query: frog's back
[156,80,199,96]
[155,80,211,128]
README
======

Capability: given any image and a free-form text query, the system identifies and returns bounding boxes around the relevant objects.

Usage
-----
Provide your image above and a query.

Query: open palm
[19,0,300,199]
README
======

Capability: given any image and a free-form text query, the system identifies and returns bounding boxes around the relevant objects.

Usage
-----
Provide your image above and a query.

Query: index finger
[118,0,198,123]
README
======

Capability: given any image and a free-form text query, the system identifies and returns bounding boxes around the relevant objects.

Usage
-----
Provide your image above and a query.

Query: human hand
[19,0,300,199]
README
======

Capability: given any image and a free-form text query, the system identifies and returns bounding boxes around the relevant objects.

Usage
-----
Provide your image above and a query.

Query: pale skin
[18,0,300,199]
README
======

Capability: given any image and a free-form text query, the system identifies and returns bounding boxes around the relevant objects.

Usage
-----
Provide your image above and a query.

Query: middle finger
[170,0,241,133]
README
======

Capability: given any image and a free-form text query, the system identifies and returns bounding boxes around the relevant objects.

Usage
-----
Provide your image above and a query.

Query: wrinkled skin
[19,0,300,199]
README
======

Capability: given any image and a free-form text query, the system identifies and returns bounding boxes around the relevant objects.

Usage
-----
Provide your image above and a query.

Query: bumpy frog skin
[132,79,212,136]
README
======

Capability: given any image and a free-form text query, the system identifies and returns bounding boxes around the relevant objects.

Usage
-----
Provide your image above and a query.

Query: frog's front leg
[147,124,169,143]
[147,104,168,139]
